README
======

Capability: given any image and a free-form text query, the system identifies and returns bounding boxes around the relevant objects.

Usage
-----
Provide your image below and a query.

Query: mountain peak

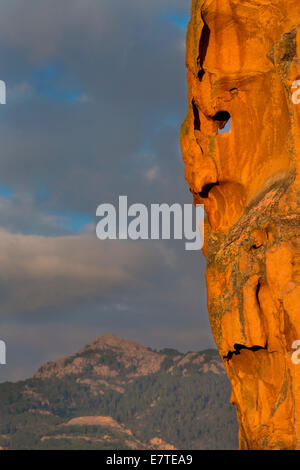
[35,334,165,380]
[34,334,224,382]
[81,333,149,353]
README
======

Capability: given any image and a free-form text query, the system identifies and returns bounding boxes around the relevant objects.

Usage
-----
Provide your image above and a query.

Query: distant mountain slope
[0,334,238,450]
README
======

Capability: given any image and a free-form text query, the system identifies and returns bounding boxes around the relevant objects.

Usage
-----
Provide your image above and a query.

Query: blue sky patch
[218,119,231,134]
[31,64,83,103]
[57,211,93,233]
[0,186,13,198]
[163,13,189,30]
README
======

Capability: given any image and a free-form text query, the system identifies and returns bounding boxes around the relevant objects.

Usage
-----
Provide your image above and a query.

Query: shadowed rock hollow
[181,0,300,450]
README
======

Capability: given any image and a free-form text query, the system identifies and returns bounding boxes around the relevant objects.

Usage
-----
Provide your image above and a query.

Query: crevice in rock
[251,243,263,250]
[198,182,219,198]
[197,16,210,82]
[223,343,267,361]
[192,100,200,130]
[255,281,261,311]
[212,111,231,122]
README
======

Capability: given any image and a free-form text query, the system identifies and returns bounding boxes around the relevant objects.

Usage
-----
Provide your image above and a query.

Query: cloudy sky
[0,0,213,382]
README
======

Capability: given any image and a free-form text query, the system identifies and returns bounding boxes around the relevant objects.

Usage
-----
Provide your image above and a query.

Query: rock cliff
[181,0,300,450]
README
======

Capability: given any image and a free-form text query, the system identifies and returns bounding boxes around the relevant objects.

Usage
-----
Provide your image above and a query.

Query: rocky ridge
[0,334,237,450]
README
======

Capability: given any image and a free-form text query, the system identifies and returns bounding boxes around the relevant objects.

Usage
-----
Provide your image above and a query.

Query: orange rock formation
[181,0,300,450]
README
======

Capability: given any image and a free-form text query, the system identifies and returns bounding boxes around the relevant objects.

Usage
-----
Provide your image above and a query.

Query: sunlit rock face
[181,0,300,450]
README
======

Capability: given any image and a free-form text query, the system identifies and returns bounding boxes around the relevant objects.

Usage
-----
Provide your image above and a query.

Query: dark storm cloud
[0,0,191,217]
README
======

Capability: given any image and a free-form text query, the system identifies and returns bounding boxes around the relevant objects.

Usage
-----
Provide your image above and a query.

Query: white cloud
[0,229,171,316]
[145,166,159,182]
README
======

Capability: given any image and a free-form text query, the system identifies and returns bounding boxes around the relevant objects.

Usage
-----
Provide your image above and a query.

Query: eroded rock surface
[181,0,300,450]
